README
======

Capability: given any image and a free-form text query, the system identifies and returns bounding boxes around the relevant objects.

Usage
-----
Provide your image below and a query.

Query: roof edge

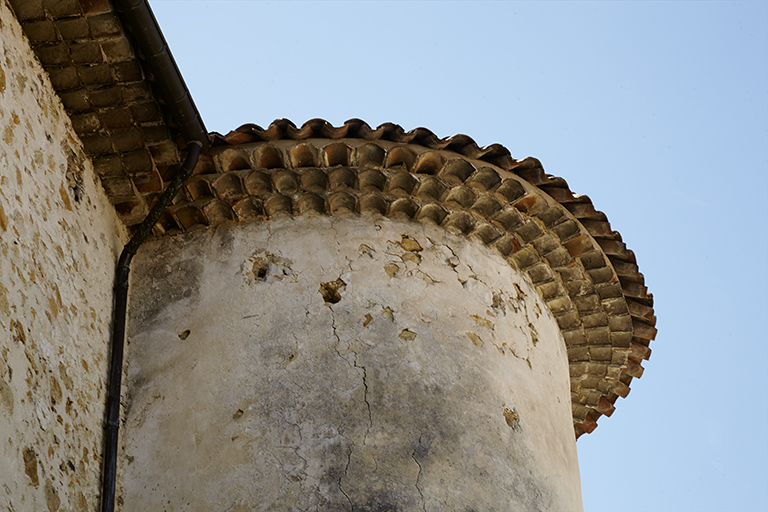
[114,0,209,150]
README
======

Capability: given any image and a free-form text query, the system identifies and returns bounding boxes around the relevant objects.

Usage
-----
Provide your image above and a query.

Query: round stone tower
[118,120,656,511]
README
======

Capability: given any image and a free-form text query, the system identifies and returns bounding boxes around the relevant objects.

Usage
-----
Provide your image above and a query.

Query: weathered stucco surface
[123,215,582,511]
[0,4,126,510]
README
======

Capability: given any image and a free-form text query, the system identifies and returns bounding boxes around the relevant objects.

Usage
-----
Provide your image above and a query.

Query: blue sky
[150,1,768,510]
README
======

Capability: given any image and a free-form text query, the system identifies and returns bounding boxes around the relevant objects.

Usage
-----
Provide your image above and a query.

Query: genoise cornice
[147,118,656,436]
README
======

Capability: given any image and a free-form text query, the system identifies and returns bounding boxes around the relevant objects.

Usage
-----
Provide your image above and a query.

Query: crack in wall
[280,331,301,371]
[326,305,374,509]
[328,308,347,363]
[412,433,427,512]
[351,351,372,445]
[327,303,372,444]
[465,262,478,279]
[270,452,290,496]
[343,255,354,274]
[287,411,307,456]
[428,238,536,371]
[272,410,310,497]
[291,448,309,486]
[338,443,354,510]
[432,241,467,287]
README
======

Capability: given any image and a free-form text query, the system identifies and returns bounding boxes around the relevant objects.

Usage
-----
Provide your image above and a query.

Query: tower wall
[0,4,127,510]
[121,215,582,511]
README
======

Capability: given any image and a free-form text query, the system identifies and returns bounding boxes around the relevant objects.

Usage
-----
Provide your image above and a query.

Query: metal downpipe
[99,0,209,509]
[100,141,202,512]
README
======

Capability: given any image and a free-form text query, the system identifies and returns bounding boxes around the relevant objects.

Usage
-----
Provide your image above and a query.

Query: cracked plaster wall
[122,215,582,511]
[0,4,127,511]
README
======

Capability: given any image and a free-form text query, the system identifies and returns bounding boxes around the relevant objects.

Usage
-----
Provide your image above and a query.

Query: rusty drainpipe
[101,1,209,511]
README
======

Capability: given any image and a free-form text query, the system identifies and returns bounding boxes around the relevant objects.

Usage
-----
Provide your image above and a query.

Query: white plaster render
[0,5,127,510]
[123,215,582,511]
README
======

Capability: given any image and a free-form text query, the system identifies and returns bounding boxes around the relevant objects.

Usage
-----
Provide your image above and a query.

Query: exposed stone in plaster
[122,215,582,511]
[319,278,346,304]
[0,4,127,510]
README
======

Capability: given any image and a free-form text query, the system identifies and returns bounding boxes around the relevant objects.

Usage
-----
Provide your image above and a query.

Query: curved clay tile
[152,119,656,437]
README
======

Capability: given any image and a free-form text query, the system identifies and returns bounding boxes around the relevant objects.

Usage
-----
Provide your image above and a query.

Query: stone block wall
[0,4,126,510]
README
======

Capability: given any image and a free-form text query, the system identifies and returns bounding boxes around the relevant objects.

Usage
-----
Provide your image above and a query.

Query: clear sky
[150,1,768,510]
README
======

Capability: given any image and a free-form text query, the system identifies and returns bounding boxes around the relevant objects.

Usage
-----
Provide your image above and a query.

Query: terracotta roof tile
[9,0,184,225]
[148,119,662,436]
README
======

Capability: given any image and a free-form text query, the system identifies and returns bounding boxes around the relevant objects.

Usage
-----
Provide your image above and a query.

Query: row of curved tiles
[146,120,655,437]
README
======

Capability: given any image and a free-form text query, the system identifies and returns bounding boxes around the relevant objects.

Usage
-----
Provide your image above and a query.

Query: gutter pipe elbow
[99,3,210,510]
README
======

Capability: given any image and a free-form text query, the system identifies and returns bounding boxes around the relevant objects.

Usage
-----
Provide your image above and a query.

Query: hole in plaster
[244,252,293,283]
[248,257,270,281]
[503,406,520,430]
[178,330,190,340]
[319,278,346,304]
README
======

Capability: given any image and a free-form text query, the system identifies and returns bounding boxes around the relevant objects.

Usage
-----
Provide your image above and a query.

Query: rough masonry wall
[0,5,127,511]
[122,216,582,511]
